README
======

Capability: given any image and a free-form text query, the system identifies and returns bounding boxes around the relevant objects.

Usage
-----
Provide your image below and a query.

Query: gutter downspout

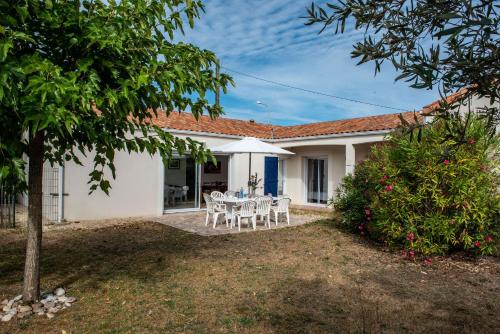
[57,165,64,223]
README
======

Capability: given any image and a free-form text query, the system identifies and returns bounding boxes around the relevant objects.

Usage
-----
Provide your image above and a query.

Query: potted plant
[248,173,262,198]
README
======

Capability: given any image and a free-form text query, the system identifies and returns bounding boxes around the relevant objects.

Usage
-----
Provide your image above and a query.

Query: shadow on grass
[260,273,497,334]
[1,219,498,333]
[0,222,224,293]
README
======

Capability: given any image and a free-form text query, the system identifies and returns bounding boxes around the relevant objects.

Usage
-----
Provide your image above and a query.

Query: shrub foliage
[334,115,499,256]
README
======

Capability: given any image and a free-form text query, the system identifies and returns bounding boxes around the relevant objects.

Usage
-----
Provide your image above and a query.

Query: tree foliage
[333,115,500,256]
[305,0,499,124]
[0,0,232,194]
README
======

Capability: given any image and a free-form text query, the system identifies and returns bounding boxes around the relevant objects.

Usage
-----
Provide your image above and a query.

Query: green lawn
[0,219,499,333]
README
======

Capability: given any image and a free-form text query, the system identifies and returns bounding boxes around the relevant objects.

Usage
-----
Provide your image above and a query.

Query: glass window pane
[307,158,328,204]
[164,156,198,210]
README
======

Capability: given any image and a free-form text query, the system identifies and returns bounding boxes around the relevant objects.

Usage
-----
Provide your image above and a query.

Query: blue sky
[182,0,440,125]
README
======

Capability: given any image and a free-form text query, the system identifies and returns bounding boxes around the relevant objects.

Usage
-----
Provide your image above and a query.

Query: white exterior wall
[282,146,345,205]
[355,142,378,163]
[61,130,388,220]
[275,133,386,206]
[64,151,163,221]
[62,133,268,221]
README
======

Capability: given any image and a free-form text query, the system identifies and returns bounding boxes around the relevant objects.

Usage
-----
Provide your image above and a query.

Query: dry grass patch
[0,219,499,333]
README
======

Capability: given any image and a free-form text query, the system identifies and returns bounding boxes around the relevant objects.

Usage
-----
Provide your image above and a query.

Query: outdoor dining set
[203,191,291,231]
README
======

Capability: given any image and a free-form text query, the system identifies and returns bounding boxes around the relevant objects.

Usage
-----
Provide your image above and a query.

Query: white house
[38,92,497,222]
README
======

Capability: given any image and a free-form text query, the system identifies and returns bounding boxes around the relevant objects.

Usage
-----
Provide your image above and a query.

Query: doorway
[200,155,229,206]
[306,157,328,204]
[164,156,200,211]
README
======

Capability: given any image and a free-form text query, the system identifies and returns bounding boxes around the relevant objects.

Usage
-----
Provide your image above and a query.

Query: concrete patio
[155,210,323,236]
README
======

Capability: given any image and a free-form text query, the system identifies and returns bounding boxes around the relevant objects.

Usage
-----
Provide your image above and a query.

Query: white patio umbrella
[211,137,294,193]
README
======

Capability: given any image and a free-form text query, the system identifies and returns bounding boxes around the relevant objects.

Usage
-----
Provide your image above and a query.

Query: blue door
[264,156,279,197]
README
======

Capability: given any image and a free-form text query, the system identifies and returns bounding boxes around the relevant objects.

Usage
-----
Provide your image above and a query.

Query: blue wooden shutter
[264,156,279,196]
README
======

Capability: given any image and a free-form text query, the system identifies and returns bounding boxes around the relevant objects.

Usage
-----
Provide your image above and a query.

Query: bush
[333,115,499,256]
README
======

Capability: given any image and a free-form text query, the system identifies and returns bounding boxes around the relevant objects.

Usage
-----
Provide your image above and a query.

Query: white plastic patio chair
[182,186,189,201]
[271,197,291,225]
[224,190,237,198]
[203,193,228,229]
[210,191,225,204]
[233,200,256,231]
[255,196,272,228]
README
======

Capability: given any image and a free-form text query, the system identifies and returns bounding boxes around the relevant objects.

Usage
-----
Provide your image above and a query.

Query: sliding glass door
[306,158,328,204]
[164,156,200,211]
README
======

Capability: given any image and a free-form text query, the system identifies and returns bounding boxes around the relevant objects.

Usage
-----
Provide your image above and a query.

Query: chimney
[249,119,255,123]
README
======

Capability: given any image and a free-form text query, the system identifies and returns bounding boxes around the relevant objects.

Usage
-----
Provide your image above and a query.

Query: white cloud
[180,0,439,125]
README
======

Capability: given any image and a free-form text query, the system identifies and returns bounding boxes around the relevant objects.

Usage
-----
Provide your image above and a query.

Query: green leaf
[0,40,12,61]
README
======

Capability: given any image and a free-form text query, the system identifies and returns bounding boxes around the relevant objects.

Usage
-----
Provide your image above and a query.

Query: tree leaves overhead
[305,0,499,125]
[0,0,233,194]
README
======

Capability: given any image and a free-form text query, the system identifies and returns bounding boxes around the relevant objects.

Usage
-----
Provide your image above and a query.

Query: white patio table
[222,197,279,222]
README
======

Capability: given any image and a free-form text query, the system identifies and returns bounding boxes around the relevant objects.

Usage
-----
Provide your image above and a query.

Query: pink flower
[474,241,481,248]
[406,232,415,242]
[450,219,456,225]
[358,224,364,230]
[385,184,393,191]
[364,208,371,216]
[408,250,415,259]
[443,159,450,165]
[468,139,476,145]
[423,258,433,266]
[360,231,365,236]
[485,235,493,243]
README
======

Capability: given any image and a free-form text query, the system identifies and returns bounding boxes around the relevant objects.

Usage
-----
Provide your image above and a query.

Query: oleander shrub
[333,115,499,256]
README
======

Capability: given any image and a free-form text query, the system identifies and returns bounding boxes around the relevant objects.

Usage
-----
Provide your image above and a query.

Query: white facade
[36,93,497,221]
[54,128,386,221]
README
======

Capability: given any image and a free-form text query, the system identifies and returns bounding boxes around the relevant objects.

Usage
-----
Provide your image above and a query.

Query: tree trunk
[22,131,44,302]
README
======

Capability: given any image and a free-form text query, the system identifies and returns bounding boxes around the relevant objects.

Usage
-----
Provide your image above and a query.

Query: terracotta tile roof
[273,112,420,139]
[150,110,421,140]
[148,111,279,138]
[421,87,473,115]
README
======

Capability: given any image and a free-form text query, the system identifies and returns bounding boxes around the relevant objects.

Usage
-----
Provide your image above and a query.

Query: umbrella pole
[248,152,252,195]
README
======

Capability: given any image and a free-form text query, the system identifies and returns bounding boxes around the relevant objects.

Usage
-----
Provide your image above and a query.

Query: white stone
[58,296,67,303]
[18,311,32,319]
[1,299,8,305]
[2,305,10,312]
[42,294,56,303]
[46,313,54,319]
[66,297,76,303]
[48,307,59,314]
[54,288,65,297]
[64,302,71,307]
[1,313,13,322]
[44,301,55,309]
[32,302,43,312]
[13,295,22,302]
[18,305,32,313]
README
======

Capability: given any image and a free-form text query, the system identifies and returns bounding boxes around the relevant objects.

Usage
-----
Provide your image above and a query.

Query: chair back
[203,193,216,213]
[238,201,256,217]
[224,190,237,198]
[275,198,291,212]
[210,191,225,203]
[182,186,189,195]
[255,196,272,215]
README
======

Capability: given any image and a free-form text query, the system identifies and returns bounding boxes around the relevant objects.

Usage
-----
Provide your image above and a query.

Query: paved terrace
[155,211,324,236]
